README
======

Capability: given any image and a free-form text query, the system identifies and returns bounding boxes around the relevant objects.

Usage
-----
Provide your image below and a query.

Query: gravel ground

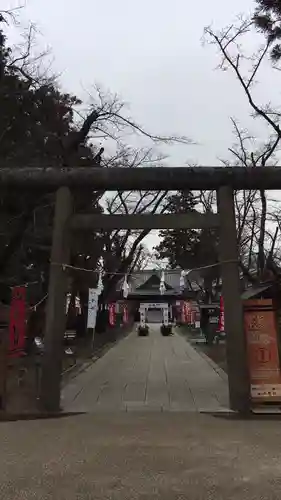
[0,412,281,499]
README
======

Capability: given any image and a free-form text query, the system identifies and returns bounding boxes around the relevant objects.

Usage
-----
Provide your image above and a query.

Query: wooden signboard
[244,299,281,402]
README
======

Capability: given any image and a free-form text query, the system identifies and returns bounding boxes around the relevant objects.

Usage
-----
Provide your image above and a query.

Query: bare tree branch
[205,21,281,138]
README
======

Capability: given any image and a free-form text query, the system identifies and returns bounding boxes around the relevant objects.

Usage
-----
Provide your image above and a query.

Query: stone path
[62,325,229,412]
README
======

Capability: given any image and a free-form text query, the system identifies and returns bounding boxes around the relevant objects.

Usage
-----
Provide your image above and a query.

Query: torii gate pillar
[217,186,250,413]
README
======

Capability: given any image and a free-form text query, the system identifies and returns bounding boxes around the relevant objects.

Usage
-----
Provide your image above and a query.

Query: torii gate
[2,165,280,414]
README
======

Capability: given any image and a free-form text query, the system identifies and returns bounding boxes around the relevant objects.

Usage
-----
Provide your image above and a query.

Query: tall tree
[154,190,219,302]
[254,0,281,61]
[222,120,281,281]
[205,10,281,283]
[155,191,200,269]
[0,12,192,292]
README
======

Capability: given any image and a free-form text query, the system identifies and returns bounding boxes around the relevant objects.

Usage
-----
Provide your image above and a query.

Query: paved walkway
[62,325,229,412]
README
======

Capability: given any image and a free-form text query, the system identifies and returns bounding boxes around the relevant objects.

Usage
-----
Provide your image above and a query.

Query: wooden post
[217,186,250,413]
[40,187,73,412]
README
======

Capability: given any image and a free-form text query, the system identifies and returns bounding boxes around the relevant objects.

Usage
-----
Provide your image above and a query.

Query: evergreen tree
[254,0,281,61]
[155,191,219,302]
[155,192,218,270]
[0,15,97,287]
[155,191,200,269]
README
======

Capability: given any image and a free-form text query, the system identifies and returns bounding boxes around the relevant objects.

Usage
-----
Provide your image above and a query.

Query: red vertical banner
[187,303,192,324]
[9,286,26,357]
[191,309,196,324]
[109,303,116,326]
[123,304,129,324]
[218,296,225,332]
[181,301,191,323]
[181,301,186,323]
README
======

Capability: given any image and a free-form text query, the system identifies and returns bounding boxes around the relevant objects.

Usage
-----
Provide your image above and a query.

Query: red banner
[181,302,185,323]
[9,286,26,357]
[123,304,129,324]
[218,296,225,332]
[109,303,116,326]
[191,309,196,324]
[181,302,191,323]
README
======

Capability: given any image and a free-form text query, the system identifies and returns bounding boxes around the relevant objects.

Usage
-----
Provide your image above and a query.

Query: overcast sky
[6,0,270,165]
[4,0,280,253]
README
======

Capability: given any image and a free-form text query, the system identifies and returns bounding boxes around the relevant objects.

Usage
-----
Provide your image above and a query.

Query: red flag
[181,301,191,323]
[191,309,196,324]
[187,303,192,324]
[9,286,26,357]
[181,301,186,323]
[123,304,129,324]
[109,303,116,326]
[218,296,225,332]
